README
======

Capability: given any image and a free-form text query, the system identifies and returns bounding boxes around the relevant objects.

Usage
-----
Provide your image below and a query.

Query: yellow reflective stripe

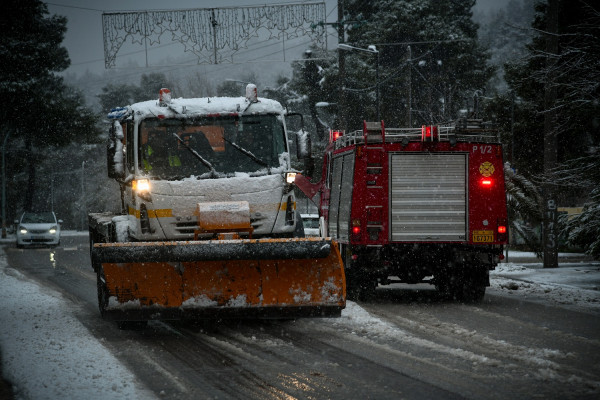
[279,201,297,211]
[152,209,173,218]
[128,206,173,218]
[128,203,293,217]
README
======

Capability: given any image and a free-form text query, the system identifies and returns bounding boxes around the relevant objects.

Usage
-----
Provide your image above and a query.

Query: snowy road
[1,235,599,399]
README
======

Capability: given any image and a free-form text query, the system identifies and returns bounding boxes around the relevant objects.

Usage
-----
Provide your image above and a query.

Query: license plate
[472,230,493,243]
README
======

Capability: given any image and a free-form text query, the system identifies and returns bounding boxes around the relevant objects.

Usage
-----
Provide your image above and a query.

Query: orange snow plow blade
[91,238,345,321]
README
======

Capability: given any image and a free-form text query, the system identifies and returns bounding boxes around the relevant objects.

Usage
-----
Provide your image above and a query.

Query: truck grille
[390,153,467,241]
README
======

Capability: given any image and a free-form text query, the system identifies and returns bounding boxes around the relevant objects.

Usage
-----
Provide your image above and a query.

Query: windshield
[138,114,286,179]
[22,212,56,224]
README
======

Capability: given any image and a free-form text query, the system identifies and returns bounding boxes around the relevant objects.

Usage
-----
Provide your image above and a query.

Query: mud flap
[91,238,346,320]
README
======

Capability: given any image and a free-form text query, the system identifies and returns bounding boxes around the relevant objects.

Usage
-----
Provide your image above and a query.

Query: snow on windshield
[139,114,286,179]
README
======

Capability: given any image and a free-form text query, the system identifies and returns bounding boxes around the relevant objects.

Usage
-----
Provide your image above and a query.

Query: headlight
[285,172,297,184]
[19,228,27,234]
[132,179,152,201]
[49,226,57,234]
[133,179,151,192]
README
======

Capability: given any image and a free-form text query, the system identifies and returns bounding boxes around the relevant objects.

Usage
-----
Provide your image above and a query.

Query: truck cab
[101,85,306,242]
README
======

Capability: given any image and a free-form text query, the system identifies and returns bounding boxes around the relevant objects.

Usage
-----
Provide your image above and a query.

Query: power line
[46,2,103,12]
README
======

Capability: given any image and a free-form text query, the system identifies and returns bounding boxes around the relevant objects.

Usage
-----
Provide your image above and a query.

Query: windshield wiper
[222,136,269,168]
[171,132,218,176]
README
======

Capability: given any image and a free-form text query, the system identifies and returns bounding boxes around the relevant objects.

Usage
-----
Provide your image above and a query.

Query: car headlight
[19,227,27,234]
[49,226,57,234]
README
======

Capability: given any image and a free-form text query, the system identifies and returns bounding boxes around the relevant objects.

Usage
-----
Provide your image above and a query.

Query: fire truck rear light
[421,125,438,142]
[497,218,508,242]
[351,219,361,235]
[481,178,493,186]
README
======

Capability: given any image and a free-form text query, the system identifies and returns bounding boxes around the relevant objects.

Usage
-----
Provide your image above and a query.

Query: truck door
[328,151,355,241]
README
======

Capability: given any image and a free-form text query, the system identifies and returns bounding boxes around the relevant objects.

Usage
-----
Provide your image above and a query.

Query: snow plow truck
[88,85,345,326]
[296,120,508,302]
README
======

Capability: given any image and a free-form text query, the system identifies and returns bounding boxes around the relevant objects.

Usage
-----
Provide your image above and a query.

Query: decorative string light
[102,2,326,68]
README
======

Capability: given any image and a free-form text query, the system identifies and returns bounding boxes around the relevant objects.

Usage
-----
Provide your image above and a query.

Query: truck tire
[344,248,377,301]
[460,269,487,302]
[436,265,486,302]
[436,271,486,303]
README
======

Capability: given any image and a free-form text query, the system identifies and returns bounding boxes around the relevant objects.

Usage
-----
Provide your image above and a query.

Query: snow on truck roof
[108,94,285,120]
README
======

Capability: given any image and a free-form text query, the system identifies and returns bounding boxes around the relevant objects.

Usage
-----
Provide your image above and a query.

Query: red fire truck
[296,119,508,301]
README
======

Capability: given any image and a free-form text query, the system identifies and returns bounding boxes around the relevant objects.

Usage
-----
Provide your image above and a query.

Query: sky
[46,0,340,77]
[45,0,510,78]
[1,236,598,399]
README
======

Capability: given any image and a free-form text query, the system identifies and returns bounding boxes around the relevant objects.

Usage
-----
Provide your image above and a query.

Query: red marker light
[498,225,507,234]
[352,226,361,234]
[481,178,493,186]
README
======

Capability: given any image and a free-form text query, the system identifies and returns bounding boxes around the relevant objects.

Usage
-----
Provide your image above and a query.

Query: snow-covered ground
[490,254,600,313]
[0,238,598,399]
[0,251,156,400]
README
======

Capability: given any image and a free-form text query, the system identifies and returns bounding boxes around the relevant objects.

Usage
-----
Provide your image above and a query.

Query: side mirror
[58,219,63,225]
[285,112,312,159]
[107,122,125,179]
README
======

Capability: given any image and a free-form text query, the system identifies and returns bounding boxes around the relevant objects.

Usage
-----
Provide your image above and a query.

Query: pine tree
[502,0,600,257]
[340,0,493,128]
[0,0,100,213]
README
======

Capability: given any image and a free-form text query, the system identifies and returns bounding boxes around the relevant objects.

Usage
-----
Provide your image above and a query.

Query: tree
[477,0,535,92]
[494,0,600,257]
[98,73,174,114]
[288,48,334,142]
[0,0,101,214]
[503,1,600,178]
[339,0,494,128]
[138,72,174,101]
[98,83,141,116]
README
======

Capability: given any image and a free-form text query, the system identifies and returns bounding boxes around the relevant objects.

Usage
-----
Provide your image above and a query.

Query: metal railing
[332,119,500,150]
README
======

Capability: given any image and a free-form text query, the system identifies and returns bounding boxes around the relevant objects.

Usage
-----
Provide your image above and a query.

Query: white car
[301,213,321,237]
[15,211,62,248]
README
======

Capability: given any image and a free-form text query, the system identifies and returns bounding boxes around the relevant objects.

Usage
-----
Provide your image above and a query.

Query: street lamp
[338,43,380,121]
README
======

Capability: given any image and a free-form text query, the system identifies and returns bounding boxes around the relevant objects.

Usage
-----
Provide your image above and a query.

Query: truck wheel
[343,247,378,302]
[463,284,486,302]
[435,265,487,302]
[440,270,486,302]
[346,272,377,301]
[460,272,487,302]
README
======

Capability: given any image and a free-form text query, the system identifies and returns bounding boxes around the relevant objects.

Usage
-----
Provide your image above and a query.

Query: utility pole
[407,45,412,127]
[337,0,347,132]
[511,90,515,164]
[1,130,11,238]
[81,161,86,232]
[543,0,559,268]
